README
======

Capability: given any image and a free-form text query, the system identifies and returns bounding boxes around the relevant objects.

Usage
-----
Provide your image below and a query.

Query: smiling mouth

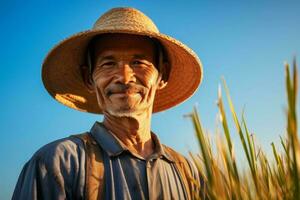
[105,83,145,97]
[107,90,141,97]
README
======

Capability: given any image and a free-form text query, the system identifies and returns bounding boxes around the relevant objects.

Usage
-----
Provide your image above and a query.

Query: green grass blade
[286,60,300,199]
[189,107,213,185]
[217,85,240,182]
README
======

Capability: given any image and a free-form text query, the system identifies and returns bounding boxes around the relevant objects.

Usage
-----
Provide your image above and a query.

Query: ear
[157,79,168,90]
[80,65,95,93]
[156,61,169,90]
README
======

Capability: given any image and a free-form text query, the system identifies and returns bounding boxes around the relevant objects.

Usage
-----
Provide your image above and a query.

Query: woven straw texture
[42,7,203,114]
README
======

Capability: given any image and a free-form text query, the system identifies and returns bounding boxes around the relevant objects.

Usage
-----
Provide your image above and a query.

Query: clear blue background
[1,0,300,199]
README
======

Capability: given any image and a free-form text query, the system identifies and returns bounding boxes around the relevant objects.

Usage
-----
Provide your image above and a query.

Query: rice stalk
[189,59,299,199]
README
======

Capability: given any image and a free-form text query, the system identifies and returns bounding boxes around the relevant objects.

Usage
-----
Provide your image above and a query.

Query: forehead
[91,34,156,59]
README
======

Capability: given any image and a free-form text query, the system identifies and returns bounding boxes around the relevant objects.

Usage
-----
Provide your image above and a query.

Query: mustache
[104,83,146,96]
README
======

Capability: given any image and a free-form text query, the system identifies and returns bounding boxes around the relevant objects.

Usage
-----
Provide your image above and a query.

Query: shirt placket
[146,158,155,200]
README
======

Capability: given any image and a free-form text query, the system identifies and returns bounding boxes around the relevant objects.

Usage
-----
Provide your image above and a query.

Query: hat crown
[93,7,159,33]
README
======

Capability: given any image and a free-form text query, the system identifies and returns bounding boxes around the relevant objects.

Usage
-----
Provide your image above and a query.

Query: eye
[132,60,143,65]
[132,60,150,67]
[101,61,116,68]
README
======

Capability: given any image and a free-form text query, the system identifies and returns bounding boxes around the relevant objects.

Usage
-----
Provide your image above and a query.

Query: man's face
[91,34,164,117]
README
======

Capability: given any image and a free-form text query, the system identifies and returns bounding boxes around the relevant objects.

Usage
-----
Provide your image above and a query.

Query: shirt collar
[89,121,175,163]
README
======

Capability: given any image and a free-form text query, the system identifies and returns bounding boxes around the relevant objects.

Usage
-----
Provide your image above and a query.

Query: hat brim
[42,29,203,114]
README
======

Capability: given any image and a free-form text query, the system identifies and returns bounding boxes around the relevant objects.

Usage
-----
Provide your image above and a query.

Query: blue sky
[1,0,300,199]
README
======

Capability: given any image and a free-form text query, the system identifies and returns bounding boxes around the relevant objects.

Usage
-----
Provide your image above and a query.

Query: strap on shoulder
[72,133,104,200]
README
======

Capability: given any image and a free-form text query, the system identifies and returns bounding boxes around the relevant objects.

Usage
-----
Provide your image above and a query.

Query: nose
[115,62,136,84]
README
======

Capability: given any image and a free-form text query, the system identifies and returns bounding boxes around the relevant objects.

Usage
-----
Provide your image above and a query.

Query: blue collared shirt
[13,122,200,200]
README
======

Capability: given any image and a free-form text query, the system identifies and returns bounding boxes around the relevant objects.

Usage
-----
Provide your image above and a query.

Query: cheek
[135,67,159,87]
[92,72,114,106]
[93,70,115,91]
[93,79,106,106]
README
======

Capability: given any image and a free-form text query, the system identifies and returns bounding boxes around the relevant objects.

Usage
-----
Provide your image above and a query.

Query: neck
[102,109,154,159]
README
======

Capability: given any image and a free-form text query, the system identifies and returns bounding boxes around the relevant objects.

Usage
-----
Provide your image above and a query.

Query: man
[13,7,204,200]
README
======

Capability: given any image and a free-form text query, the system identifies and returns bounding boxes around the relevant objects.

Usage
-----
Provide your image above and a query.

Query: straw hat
[42,7,203,114]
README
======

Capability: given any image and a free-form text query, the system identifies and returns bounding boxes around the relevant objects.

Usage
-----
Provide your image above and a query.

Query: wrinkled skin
[84,34,167,158]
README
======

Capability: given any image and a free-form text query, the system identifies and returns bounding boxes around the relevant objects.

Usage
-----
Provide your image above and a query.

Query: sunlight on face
[91,34,162,117]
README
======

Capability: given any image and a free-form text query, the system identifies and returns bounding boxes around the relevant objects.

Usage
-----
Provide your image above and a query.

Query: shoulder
[162,144,195,174]
[162,144,188,163]
[33,135,85,160]
[27,135,86,174]
[162,144,200,180]
[13,135,87,199]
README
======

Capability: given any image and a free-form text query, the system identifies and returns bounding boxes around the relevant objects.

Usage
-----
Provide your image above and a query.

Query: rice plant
[189,59,299,200]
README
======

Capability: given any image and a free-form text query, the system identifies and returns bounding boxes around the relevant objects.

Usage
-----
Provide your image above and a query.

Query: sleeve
[12,137,86,200]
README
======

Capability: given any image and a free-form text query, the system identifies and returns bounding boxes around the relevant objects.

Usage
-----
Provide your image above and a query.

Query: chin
[107,108,138,118]
[106,104,150,118]
[109,111,136,118]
